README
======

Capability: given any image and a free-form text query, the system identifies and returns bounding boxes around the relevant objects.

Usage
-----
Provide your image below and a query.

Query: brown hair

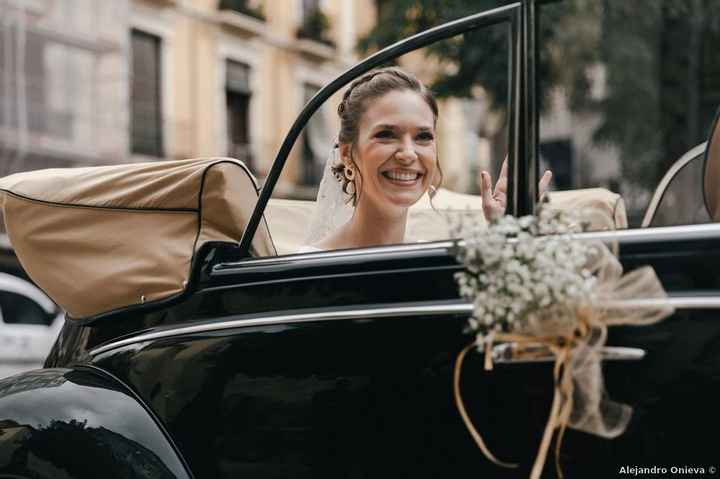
[332,67,443,205]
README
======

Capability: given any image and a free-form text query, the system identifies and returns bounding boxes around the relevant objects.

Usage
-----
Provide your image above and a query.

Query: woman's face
[342,89,437,217]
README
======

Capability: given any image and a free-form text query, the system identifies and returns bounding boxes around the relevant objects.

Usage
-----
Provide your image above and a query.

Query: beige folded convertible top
[0,158,274,321]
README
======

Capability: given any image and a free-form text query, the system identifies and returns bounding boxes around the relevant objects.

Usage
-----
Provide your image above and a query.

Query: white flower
[452,201,599,336]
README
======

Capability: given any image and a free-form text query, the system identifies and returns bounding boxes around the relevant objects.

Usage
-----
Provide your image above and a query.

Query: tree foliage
[358,0,720,193]
[357,0,589,109]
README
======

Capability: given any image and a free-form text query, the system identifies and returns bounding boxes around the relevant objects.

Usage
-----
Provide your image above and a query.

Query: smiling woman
[298,66,550,253]
[300,67,443,251]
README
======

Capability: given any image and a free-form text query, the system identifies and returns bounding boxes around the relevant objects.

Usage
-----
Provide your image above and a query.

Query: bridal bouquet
[451,197,673,479]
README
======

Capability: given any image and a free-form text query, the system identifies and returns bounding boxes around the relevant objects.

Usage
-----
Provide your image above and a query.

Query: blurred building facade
[131,0,380,199]
[0,0,129,175]
[1,0,502,204]
[0,0,378,199]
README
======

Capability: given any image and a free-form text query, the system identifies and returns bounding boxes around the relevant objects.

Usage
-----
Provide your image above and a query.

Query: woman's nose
[395,136,418,162]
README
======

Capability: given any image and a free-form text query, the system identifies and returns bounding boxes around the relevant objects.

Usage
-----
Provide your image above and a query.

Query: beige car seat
[265,187,628,255]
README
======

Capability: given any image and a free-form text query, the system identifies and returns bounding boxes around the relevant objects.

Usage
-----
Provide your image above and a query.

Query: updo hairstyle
[332,67,443,205]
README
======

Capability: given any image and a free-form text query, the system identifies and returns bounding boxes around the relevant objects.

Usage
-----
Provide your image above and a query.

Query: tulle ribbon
[453,240,674,479]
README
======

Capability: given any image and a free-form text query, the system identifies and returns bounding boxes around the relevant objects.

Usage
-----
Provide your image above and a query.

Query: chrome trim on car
[215,222,720,274]
[491,344,646,363]
[641,142,707,228]
[612,296,720,309]
[213,241,456,271]
[574,222,720,245]
[89,302,472,357]
[89,295,720,357]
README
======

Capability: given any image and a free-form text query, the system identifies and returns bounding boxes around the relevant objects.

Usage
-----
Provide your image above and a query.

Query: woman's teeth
[383,171,420,181]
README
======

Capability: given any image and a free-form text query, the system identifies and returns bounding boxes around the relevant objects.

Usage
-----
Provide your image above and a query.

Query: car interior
[264,187,628,255]
[640,106,720,228]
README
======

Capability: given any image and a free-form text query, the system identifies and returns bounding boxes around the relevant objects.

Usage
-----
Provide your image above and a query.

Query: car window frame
[640,142,708,228]
[236,2,526,258]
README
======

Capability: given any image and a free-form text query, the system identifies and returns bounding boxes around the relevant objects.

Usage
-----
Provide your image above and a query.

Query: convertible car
[1,2,719,478]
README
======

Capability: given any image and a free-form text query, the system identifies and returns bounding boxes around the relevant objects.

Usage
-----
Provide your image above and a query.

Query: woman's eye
[375,130,394,139]
[417,132,434,141]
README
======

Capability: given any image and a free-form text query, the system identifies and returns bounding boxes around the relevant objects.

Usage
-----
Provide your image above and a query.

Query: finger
[494,158,509,195]
[480,171,495,217]
[538,170,552,195]
[493,178,508,215]
[493,159,509,206]
[479,171,493,201]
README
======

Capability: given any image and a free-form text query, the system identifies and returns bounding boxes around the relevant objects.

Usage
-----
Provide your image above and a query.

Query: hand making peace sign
[479,158,553,222]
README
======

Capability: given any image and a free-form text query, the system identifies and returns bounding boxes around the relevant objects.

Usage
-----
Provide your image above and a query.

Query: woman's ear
[339,143,352,166]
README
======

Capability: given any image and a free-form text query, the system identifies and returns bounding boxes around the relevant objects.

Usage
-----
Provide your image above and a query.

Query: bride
[302,67,551,252]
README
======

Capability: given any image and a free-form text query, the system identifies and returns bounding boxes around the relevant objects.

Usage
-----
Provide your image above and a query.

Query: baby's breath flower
[452,201,597,336]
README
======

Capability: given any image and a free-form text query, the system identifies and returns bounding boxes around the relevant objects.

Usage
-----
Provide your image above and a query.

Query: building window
[297,0,333,46]
[226,61,252,170]
[218,0,265,21]
[130,29,163,157]
[301,83,330,186]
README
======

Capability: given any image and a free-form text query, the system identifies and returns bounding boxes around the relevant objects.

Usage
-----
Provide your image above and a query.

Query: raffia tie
[453,315,594,479]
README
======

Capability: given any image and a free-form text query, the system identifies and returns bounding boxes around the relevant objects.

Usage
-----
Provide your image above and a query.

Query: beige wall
[132,0,376,197]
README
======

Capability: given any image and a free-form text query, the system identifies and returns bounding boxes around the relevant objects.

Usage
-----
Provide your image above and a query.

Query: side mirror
[703,107,720,220]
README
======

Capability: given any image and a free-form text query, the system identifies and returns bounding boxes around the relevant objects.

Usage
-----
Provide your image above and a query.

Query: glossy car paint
[0,367,192,479]
[40,226,720,478]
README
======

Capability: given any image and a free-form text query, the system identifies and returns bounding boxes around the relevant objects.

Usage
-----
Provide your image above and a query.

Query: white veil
[303,142,354,245]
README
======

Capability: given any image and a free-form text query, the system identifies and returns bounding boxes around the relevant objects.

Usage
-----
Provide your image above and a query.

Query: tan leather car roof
[0,158,274,321]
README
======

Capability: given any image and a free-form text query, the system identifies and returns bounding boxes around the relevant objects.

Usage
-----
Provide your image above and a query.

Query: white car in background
[0,272,63,378]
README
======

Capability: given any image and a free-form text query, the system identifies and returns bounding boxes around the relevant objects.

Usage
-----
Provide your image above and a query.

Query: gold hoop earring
[344,165,355,181]
[428,184,437,199]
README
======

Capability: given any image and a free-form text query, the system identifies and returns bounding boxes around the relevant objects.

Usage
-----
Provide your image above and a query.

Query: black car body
[1,1,719,478]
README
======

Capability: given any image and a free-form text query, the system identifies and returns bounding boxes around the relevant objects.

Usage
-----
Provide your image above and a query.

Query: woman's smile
[380,168,425,186]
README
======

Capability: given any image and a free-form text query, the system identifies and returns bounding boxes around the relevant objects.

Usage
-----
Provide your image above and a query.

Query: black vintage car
[1,1,720,478]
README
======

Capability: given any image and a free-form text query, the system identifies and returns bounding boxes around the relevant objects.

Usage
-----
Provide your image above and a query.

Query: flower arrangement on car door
[452,197,673,479]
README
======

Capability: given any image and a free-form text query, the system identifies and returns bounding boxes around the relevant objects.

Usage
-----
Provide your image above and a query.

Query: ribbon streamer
[454,325,585,479]
[452,207,674,478]
[454,265,673,479]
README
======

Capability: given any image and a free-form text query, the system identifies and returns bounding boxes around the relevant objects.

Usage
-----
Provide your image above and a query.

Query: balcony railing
[296,7,334,47]
[218,0,265,21]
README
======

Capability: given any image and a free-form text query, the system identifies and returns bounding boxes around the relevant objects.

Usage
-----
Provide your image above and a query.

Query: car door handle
[491,343,646,364]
